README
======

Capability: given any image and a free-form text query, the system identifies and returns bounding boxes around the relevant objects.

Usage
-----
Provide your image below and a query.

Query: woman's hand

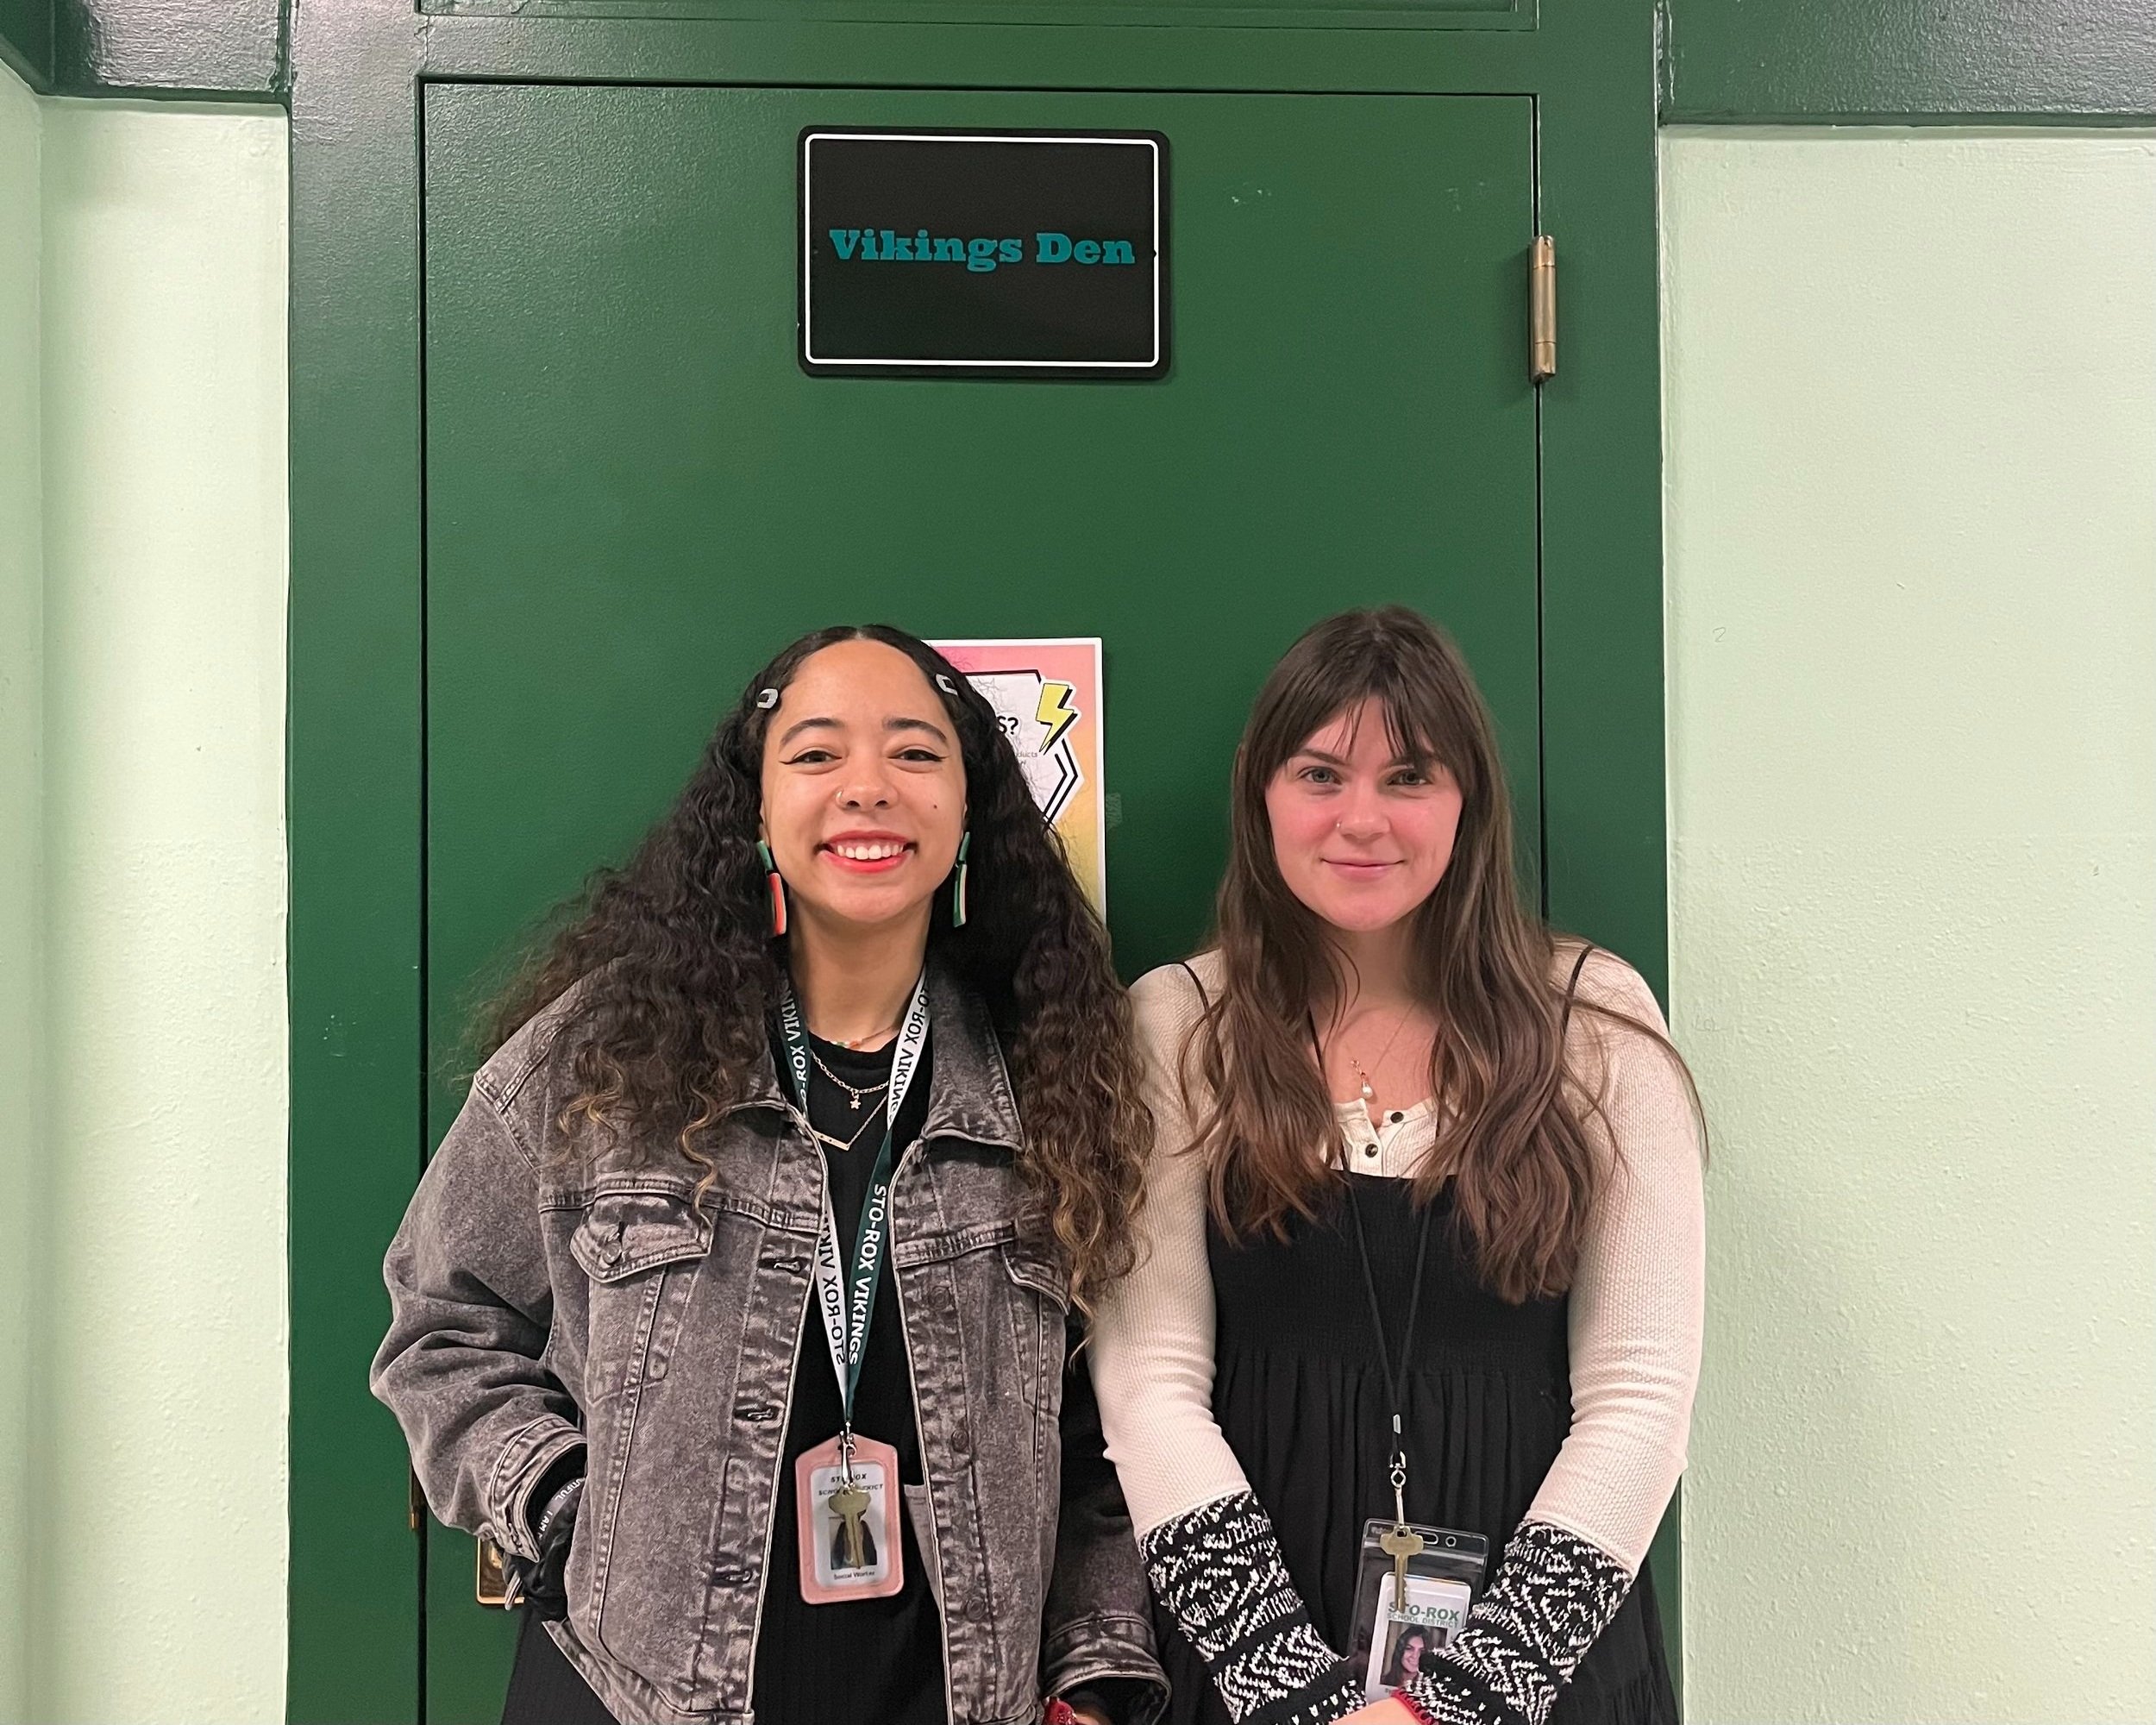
[1340,1700,1417,1724]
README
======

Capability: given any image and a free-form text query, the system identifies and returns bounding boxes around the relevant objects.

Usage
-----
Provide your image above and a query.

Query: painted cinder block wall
[3,72,2151,1725]
[0,60,42,1725]
[6,85,291,1725]
[1663,129,2156,1722]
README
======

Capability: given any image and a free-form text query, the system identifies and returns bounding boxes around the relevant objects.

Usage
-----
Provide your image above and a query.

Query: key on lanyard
[1379,1435,1426,1595]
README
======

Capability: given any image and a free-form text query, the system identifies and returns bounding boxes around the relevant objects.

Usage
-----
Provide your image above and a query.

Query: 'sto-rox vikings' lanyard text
[776,971,931,1474]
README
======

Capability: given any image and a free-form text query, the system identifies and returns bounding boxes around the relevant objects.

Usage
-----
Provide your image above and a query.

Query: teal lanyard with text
[776,972,931,1455]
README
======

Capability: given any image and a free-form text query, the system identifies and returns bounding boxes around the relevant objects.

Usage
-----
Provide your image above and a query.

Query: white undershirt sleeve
[1525,950,1706,1574]
[1087,958,1254,1535]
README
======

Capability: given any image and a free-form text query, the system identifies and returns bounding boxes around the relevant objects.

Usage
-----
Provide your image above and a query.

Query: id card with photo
[1345,1517,1489,1703]
[1361,1571,1475,1699]
[794,1434,904,1603]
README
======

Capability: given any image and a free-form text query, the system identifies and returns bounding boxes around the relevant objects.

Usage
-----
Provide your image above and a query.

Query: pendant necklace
[807,1044,891,1113]
[812,1109,884,1156]
[1339,1005,1414,1107]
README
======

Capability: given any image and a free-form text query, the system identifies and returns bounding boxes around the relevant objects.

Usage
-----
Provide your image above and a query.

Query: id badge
[1346,1519,1489,1702]
[795,1434,904,1603]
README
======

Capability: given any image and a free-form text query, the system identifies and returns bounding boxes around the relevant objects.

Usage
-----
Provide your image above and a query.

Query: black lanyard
[1344,1176,1433,1527]
[1310,1006,1436,1521]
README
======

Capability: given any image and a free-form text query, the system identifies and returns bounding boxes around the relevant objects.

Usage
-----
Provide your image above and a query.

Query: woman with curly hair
[1089,608,1702,1725]
[373,626,1166,1725]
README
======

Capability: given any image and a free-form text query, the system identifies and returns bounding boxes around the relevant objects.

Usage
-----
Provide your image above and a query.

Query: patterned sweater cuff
[1395,1521,1632,1725]
[1138,1491,1363,1725]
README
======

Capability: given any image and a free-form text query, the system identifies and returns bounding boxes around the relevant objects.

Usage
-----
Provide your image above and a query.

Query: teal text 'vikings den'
[826,229,1140,273]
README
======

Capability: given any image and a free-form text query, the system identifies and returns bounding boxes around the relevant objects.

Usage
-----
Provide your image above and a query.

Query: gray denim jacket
[372,966,1164,1725]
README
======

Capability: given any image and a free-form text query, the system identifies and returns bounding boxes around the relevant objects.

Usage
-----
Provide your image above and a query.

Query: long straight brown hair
[1190,605,1685,1303]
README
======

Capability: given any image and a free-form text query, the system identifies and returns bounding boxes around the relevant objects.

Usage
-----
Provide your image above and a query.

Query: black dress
[502,1031,944,1725]
[1153,1175,1676,1725]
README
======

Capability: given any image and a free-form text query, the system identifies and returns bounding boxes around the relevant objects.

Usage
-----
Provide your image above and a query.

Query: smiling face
[1263,695,1464,937]
[758,638,967,937]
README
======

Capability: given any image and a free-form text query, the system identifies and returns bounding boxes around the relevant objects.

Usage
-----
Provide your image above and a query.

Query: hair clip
[934,674,958,696]
[755,687,780,710]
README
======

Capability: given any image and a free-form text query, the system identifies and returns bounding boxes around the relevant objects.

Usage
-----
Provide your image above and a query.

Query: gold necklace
[812,1108,885,1156]
[1338,1006,1414,1107]
[812,1008,904,1052]
[806,1043,890,1113]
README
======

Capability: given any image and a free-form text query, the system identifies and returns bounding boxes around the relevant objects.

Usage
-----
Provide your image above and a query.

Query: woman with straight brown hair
[1090,607,1703,1725]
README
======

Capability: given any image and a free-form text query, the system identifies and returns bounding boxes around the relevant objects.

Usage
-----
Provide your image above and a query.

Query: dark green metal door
[421,80,1538,1721]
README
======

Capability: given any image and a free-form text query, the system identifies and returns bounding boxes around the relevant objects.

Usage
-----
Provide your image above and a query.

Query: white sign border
[801,133,1163,372]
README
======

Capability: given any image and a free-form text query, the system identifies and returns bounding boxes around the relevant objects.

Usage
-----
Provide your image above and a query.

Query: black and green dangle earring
[950,831,970,928]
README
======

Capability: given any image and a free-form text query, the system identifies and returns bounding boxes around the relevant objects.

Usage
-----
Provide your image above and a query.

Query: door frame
[286,3,1670,1717]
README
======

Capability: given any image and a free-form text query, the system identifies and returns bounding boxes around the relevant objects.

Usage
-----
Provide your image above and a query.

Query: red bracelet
[1044,1701,1080,1725]
[1392,1691,1441,1725]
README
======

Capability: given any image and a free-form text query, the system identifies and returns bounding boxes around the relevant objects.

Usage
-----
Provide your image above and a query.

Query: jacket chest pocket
[1001,1244,1070,1414]
[570,1190,711,1403]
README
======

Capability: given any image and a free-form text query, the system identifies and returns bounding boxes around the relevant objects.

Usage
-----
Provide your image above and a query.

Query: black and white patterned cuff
[1395,1521,1632,1725]
[1138,1491,1362,1725]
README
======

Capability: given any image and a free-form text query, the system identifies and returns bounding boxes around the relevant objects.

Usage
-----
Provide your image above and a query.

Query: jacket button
[711,1564,755,1585]
[735,1402,781,1424]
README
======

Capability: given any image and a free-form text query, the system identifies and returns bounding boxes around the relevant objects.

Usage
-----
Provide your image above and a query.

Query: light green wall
[28,97,290,1724]
[0,60,41,1725]
[1662,129,2156,1722]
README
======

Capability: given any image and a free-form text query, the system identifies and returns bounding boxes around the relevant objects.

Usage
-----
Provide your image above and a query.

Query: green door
[420,80,1538,1721]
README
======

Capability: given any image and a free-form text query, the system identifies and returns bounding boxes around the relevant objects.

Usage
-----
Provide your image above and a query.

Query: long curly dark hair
[483,624,1148,1308]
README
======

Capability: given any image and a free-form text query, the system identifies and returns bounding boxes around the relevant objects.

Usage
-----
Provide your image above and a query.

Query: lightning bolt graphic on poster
[932,638,1106,915]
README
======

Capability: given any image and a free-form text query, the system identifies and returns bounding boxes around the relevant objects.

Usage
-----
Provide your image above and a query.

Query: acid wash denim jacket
[372,965,1166,1725]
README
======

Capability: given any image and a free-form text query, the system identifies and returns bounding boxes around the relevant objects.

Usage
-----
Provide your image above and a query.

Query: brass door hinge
[1529,235,1556,383]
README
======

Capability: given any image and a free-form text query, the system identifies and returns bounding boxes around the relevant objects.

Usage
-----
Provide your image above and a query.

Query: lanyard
[776,972,930,1446]
[1344,1179,1433,1528]
[1311,1006,1434,1523]
[1323,944,1596,1526]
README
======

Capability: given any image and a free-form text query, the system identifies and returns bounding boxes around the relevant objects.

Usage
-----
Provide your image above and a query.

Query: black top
[752,1028,946,1725]
[1153,1176,1677,1725]
[497,1032,944,1725]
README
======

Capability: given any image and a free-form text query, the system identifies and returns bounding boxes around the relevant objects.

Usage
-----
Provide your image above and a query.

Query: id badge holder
[795,1433,905,1603]
[1346,1520,1489,1702]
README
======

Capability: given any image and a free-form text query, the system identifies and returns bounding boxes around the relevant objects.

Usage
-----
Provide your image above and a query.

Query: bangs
[1300,672,1476,795]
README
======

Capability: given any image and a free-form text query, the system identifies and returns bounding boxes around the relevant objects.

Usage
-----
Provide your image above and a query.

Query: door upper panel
[423,79,1537,996]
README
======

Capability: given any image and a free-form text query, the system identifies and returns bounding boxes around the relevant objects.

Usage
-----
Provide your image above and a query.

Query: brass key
[829,1478,872,1571]
[1379,1521,1426,1598]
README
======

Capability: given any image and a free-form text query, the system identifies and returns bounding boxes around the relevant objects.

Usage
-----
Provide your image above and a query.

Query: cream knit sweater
[1090,946,1704,1577]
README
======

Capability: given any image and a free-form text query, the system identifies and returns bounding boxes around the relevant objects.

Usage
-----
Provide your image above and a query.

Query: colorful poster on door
[932,637,1106,915]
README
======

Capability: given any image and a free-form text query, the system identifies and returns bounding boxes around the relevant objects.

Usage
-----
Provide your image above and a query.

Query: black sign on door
[799,129,1169,379]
